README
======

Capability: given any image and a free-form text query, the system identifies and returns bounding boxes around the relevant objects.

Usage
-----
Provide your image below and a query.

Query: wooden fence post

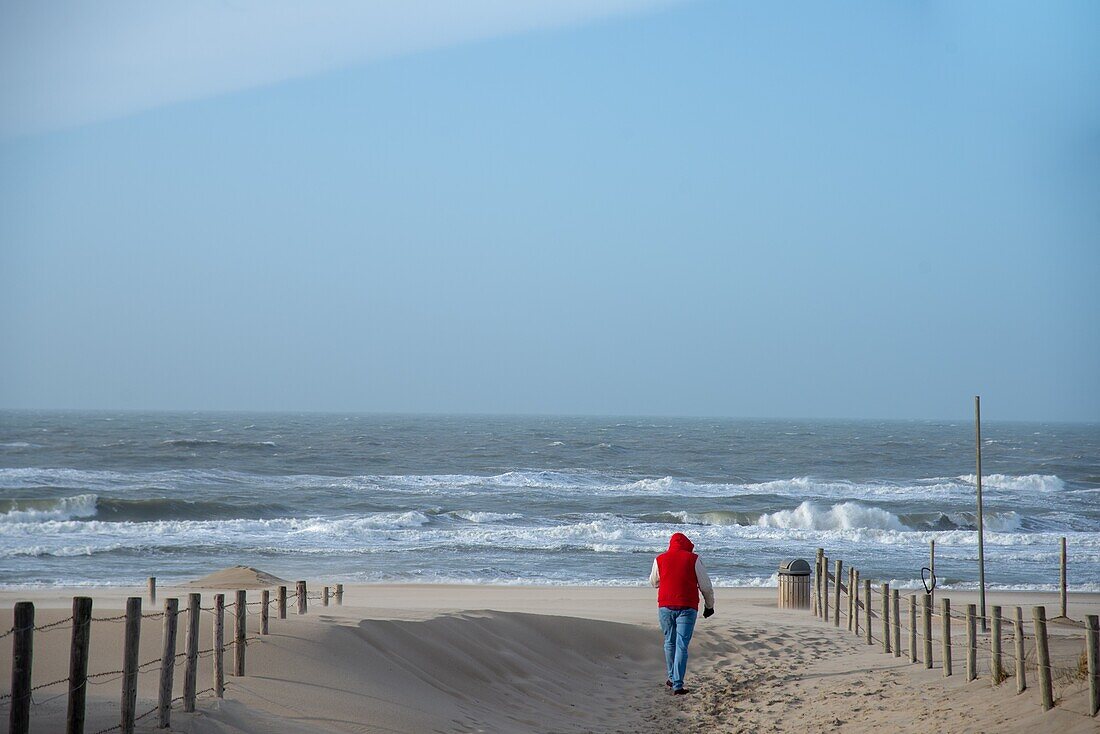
[892,589,901,657]
[9,601,34,734]
[853,570,860,636]
[335,584,344,605]
[213,594,224,698]
[942,598,952,677]
[297,581,307,615]
[966,604,977,682]
[120,597,141,734]
[1033,606,1053,711]
[909,594,917,663]
[158,598,179,729]
[847,568,855,632]
[864,579,872,645]
[881,583,891,653]
[234,590,247,677]
[66,596,93,734]
[1085,614,1098,717]
[1014,607,1027,694]
[833,560,842,628]
[148,577,156,604]
[991,605,1003,684]
[811,554,817,617]
[814,549,823,617]
[922,594,933,669]
[822,556,829,623]
[278,586,287,619]
[183,593,200,712]
[260,590,270,635]
[323,586,331,607]
[1060,537,1067,619]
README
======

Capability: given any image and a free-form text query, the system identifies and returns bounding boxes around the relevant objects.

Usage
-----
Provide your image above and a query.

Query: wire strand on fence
[89,613,129,623]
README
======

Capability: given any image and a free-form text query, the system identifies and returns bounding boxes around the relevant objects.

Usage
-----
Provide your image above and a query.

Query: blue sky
[1,1,1097,420]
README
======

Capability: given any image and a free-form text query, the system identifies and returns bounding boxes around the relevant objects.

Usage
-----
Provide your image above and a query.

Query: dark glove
[703,607,714,618]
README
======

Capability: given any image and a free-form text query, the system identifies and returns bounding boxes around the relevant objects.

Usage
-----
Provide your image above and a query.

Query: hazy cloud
[0,0,678,136]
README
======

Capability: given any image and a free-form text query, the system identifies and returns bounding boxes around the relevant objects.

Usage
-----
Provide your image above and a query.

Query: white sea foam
[0,467,1075,508]
[957,474,1065,492]
[451,511,524,523]
[292,511,432,533]
[5,509,1095,560]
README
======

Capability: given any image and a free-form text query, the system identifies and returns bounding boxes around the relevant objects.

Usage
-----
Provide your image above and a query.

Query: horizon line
[1,407,1096,426]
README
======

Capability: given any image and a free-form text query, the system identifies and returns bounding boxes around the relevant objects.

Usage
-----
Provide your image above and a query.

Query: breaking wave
[756,501,907,531]
[1,494,99,523]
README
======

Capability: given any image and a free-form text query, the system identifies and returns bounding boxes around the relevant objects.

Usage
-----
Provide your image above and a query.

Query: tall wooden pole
[975,396,988,632]
[929,540,935,609]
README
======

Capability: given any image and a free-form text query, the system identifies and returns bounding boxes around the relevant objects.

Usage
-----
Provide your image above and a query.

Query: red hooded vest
[656,532,700,609]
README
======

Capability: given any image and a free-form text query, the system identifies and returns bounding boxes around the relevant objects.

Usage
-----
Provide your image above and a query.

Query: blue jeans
[658,607,697,691]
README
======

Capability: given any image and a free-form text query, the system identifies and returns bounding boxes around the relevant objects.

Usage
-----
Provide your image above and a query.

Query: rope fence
[803,548,1099,720]
[2,579,344,734]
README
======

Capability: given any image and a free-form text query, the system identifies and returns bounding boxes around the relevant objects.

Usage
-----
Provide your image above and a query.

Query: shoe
[672,688,690,695]
[665,679,672,688]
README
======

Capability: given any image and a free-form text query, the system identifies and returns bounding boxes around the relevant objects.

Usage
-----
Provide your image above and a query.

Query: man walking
[648,532,715,695]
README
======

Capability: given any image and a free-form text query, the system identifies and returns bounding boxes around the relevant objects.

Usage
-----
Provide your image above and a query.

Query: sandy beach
[2,575,1097,734]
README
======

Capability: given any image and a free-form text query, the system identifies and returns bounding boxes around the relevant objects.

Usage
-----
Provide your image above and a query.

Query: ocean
[1,412,1097,591]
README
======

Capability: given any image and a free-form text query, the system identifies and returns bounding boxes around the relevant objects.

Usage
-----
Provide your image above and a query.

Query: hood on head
[668,532,694,552]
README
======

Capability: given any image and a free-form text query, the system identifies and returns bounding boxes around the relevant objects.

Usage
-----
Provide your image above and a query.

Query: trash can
[777,558,812,609]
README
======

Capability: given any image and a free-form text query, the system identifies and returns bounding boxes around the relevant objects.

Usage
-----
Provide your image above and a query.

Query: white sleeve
[649,558,660,588]
[696,558,715,609]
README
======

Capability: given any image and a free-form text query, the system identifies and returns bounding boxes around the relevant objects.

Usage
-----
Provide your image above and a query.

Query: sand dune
[0,585,1097,733]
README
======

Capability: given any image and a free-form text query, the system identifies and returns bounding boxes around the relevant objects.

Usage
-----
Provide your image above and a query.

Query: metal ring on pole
[921,567,937,595]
